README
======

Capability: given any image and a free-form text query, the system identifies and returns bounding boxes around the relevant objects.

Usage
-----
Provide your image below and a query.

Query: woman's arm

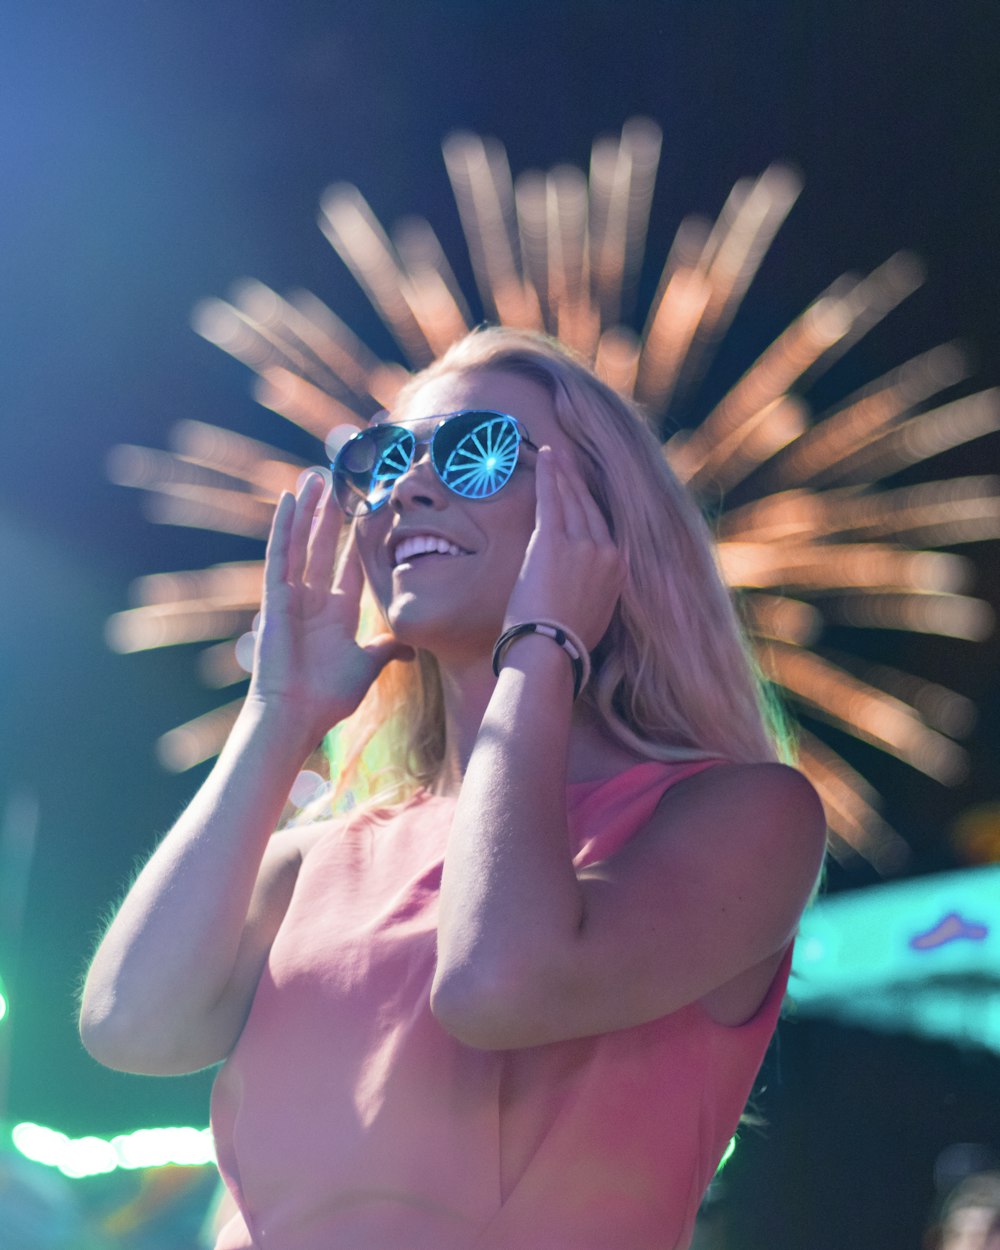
[431,450,826,1049]
[80,700,320,1074]
[80,476,410,1074]
[435,722,824,1050]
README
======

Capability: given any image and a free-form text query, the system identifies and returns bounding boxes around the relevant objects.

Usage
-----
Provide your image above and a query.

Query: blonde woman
[81,328,826,1249]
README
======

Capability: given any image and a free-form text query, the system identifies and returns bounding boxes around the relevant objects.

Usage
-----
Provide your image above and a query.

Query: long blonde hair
[327,326,788,807]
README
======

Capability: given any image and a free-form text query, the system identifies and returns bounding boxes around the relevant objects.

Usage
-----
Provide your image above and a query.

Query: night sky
[1,3,998,1246]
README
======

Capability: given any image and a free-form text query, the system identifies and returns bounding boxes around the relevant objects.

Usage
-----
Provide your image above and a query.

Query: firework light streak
[106,120,1000,872]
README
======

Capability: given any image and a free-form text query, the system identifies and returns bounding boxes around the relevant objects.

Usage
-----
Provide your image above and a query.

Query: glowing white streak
[515,170,551,328]
[832,389,1000,485]
[674,295,854,488]
[587,131,631,326]
[767,343,970,488]
[289,290,409,407]
[157,701,244,772]
[394,216,472,354]
[319,184,433,364]
[718,542,970,594]
[142,492,273,539]
[796,731,910,873]
[594,326,640,396]
[443,132,541,330]
[129,562,264,608]
[254,367,366,440]
[762,643,968,783]
[681,165,803,392]
[198,640,251,689]
[107,602,258,652]
[192,296,339,404]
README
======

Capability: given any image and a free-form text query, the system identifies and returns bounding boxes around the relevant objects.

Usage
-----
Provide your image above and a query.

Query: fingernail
[295,467,328,494]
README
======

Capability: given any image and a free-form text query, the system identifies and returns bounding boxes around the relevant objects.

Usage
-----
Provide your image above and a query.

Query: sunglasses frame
[331,409,539,516]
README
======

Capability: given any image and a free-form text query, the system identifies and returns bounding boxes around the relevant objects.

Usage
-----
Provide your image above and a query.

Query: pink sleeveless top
[211,760,792,1250]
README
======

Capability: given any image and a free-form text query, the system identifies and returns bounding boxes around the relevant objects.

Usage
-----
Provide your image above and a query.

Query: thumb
[363,633,416,672]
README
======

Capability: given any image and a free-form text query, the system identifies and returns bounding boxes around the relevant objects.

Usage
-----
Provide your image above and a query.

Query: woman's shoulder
[645,759,827,898]
[657,759,824,826]
[658,762,825,1025]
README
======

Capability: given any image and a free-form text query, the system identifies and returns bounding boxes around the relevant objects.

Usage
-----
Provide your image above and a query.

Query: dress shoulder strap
[569,757,725,866]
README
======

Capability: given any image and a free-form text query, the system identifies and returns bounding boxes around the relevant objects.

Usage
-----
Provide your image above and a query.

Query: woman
[81,327,826,1249]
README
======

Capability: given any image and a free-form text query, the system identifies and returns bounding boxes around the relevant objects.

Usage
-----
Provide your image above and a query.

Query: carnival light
[106,120,1000,872]
[10,1123,215,1179]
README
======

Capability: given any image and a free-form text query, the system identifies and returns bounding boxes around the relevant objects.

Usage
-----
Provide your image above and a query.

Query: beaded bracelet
[491,620,591,699]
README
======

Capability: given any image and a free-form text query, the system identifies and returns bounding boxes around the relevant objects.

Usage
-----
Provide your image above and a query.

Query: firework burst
[106,118,1000,874]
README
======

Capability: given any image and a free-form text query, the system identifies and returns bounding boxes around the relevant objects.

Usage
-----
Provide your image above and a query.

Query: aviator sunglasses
[331,409,539,516]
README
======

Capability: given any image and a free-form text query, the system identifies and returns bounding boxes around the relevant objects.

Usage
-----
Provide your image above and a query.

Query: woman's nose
[389,447,447,510]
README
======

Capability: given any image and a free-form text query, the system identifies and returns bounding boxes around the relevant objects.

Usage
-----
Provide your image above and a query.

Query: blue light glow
[792,866,1000,1051]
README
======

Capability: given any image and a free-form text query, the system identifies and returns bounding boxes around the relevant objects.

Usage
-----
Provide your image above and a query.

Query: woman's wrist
[237,692,329,764]
[493,620,590,698]
[491,631,578,698]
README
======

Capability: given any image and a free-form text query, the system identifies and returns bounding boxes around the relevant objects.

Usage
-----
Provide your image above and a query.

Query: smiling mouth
[392,535,470,567]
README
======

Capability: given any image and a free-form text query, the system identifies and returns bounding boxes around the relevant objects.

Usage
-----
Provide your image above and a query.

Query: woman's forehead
[390,368,562,437]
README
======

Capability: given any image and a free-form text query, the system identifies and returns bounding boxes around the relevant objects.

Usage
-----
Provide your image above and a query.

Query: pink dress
[211,760,792,1250]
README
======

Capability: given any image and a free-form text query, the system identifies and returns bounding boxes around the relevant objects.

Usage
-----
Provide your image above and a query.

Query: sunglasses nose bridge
[385,432,447,507]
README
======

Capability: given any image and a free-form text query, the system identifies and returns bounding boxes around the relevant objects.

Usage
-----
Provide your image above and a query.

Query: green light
[11,1122,215,1178]
[716,1135,737,1175]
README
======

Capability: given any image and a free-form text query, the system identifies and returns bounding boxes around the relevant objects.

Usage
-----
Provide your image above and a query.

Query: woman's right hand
[81,470,412,1078]
[248,472,413,738]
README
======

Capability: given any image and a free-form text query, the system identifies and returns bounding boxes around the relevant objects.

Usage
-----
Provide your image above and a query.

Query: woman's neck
[430,656,496,796]
[430,656,645,797]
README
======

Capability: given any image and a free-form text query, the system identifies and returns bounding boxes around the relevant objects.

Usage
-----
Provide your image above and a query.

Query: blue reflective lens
[435,412,522,499]
[332,425,416,515]
[332,411,533,515]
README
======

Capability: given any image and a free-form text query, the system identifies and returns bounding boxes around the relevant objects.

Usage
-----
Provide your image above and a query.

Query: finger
[304,479,343,590]
[264,491,296,592]
[287,473,325,584]
[363,633,416,671]
[551,449,592,537]
[331,523,366,597]
[556,448,612,545]
[534,446,565,535]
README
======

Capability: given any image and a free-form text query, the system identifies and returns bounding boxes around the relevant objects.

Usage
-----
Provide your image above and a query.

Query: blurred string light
[7,1114,739,1187]
[9,1123,215,1179]
[9,1114,741,1185]
[105,119,1000,872]
[0,970,8,1024]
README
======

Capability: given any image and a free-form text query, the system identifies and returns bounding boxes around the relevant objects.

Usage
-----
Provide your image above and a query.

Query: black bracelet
[491,621,587,698]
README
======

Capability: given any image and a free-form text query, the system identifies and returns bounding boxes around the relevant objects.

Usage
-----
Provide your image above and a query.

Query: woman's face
[353,367,573,661]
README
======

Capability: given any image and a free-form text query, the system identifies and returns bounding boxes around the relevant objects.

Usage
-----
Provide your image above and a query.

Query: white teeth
[393,535,466,566]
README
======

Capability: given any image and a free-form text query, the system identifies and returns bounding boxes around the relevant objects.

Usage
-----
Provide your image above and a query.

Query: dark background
[1,3,998,1246]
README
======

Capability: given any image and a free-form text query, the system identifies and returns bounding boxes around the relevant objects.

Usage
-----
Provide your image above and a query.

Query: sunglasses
[331,409,538,516]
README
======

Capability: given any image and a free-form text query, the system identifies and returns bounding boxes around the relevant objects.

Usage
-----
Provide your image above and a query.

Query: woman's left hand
[503,446,627,650]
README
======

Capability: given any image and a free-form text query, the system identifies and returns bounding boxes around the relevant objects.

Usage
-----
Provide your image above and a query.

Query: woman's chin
[386,602,498,662]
